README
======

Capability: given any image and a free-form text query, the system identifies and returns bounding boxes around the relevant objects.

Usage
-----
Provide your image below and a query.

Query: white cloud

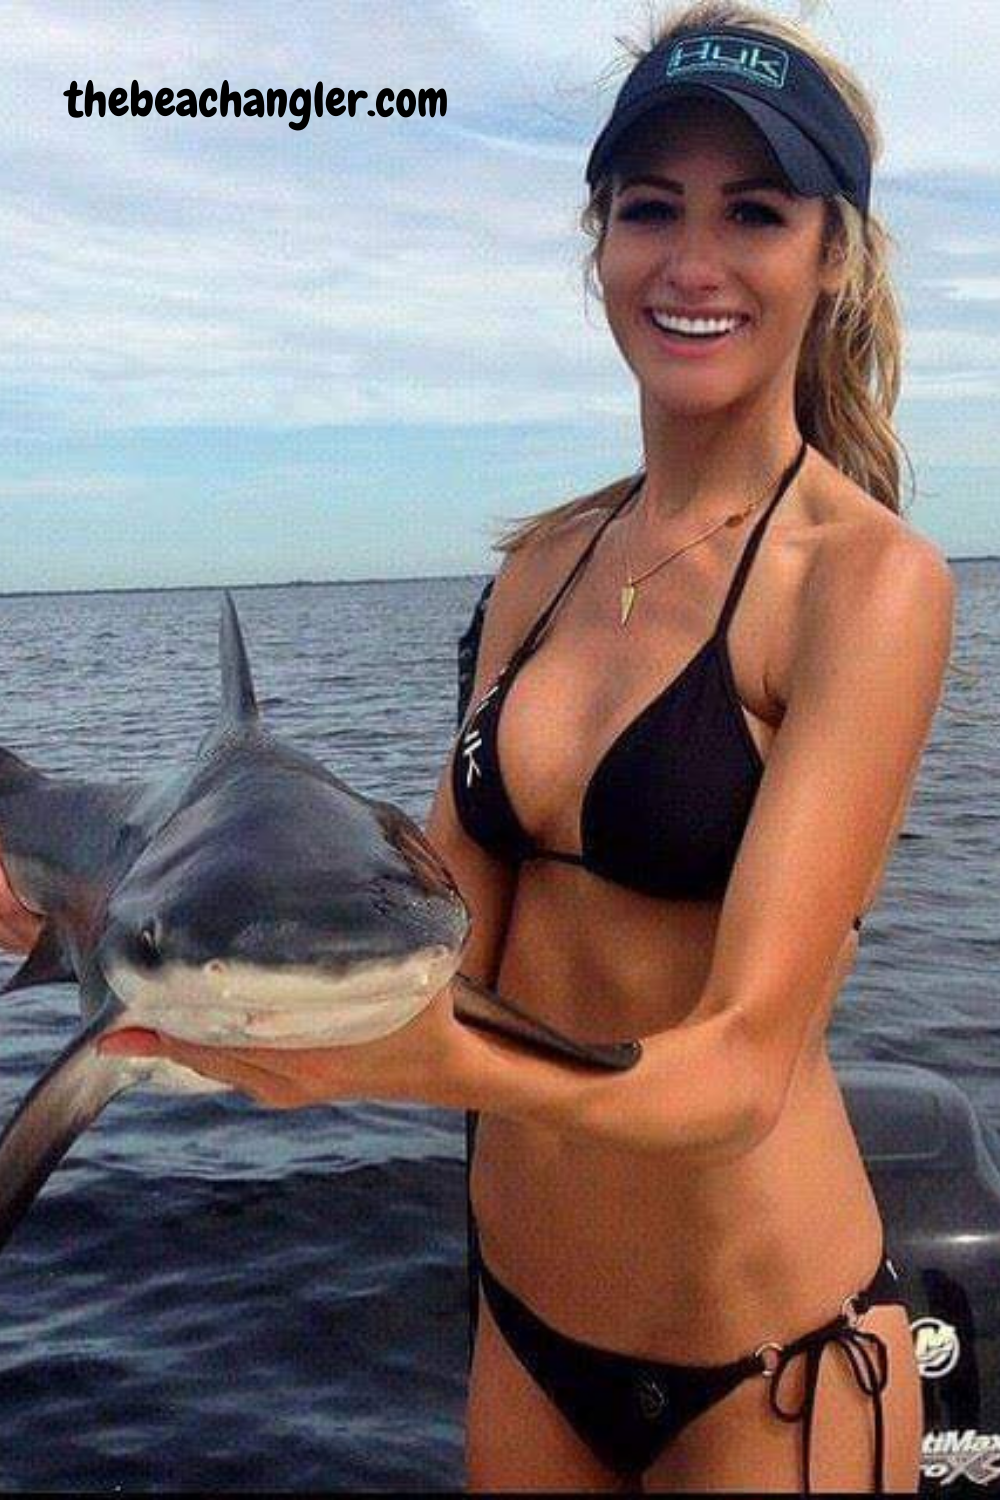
[0,473,133,501]
[0,0,997,440]
[933,234,1000,258]
[926,277,1000,303]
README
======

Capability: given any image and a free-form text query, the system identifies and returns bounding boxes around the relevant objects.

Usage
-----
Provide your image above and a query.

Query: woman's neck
[637,389,805,526]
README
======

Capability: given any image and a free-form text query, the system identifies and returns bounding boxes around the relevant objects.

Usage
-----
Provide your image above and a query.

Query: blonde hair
[494,0,915,556]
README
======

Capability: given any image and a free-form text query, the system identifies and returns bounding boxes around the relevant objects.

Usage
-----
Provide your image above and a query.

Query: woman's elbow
[730,1083,783,1159]
[718,1024,789,1161]
[685,1076,776,1165]
[563,1052,774,1164]
[680,1015,785,1163]
[606,1089,769,1164]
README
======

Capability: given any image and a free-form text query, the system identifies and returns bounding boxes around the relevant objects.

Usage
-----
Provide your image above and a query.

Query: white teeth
[650,312,745,335]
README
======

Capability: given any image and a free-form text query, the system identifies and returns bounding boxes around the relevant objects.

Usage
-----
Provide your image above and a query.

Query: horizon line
[0,554,993,602]
[0,571,492,601]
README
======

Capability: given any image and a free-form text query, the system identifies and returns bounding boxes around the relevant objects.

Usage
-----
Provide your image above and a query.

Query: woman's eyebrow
[616,173,793,197]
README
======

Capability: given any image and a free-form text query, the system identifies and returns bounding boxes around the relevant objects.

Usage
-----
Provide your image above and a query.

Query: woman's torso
[461,448,905,1359]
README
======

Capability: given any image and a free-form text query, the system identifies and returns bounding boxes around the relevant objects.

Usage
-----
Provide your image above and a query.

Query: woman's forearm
[98,981,770,1163]
[389,984,770,1164]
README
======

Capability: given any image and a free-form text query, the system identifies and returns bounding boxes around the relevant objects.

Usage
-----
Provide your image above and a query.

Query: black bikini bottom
[478,1250,908,1493]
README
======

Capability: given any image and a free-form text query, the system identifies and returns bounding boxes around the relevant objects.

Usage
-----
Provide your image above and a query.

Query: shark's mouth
[103,944,457,1049]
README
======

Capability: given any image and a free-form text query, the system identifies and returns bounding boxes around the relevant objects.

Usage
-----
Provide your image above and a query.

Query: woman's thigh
[642,1304,922,1494]
[465,1294,631,1493]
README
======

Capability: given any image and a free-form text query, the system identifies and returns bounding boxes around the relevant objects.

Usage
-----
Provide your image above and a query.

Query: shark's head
[95,596,469,1047]
[98,757,468,1045]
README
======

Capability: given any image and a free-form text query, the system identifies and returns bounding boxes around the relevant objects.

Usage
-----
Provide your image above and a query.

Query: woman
[1,3,954,1492]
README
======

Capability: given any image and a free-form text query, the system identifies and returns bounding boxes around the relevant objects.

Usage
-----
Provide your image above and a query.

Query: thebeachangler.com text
[63,80,447,130]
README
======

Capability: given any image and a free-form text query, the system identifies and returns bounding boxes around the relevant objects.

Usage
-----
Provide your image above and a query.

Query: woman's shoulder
[500,472,638,571]
[765,454,953,710]
[803,457,952,592]
[783,462,954,694]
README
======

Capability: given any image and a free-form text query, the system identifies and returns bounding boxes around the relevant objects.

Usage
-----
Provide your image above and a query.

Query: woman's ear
[817,206,849,299]
[593,234,608,295]
[819,261,844,301]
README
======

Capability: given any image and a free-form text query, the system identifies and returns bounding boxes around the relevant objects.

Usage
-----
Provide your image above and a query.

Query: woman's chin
[639,377,747,418]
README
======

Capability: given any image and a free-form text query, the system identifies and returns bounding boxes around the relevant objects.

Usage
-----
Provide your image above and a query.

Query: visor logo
[666,33,789,90]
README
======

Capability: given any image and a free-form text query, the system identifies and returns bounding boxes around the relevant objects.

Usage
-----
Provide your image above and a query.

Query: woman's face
[596,98,844,417]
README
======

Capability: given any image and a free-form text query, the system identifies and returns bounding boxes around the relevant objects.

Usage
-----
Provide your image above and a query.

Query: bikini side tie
[756,1293,890,1494]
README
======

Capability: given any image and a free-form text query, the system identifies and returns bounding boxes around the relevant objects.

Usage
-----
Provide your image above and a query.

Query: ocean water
[0,568,995,1490]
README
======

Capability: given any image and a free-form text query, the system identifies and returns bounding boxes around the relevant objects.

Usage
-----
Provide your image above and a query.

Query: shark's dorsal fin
[1,923,71,995]
[219,592,259,724]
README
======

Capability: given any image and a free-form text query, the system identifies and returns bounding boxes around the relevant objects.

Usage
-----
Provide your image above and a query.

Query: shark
[0,594,638,1253]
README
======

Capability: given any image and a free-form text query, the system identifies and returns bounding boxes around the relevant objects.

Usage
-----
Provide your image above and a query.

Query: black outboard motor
[840,1063,1000,1493]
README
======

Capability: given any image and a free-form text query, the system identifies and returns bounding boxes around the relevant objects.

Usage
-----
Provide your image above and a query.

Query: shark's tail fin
[220,592,259,724]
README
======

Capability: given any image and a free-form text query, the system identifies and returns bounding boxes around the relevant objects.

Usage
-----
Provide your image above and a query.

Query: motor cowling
[841,1062,1000,1494]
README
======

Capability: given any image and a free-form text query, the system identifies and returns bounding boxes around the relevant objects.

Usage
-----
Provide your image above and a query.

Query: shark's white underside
[103,945,456,1095]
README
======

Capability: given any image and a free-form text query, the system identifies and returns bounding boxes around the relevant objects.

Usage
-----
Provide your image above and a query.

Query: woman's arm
[102,527,954,1163]
[100,976,747,1156]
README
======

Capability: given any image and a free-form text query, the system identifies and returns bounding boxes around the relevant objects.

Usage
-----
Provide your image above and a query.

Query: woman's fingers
[95,990,456,1112]
[0,843,44,953]
[98,1028,320,1109]
[99,1028,162,1057]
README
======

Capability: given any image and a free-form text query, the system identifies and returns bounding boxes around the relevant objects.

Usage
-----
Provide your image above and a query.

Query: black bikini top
[452,440,862,931]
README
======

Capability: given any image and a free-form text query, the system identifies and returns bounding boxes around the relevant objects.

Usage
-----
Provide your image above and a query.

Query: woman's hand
[95,978,763,1160]
[0,842,44,952]
[97,986,470,1110]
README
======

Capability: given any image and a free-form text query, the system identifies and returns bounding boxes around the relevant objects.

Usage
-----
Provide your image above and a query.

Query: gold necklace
[618,472,779,628]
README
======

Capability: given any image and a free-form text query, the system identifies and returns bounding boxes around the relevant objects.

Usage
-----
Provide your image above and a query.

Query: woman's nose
[657,217,728,287]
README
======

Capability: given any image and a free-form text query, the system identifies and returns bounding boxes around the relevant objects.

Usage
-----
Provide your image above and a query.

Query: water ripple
[0,569,995,1488]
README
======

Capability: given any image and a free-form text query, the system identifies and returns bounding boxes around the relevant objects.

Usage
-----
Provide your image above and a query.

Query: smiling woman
[438,2,951,1494]
[0,1,955,1494]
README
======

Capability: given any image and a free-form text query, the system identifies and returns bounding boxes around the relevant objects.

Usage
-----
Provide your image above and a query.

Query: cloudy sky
[2,0,997,590]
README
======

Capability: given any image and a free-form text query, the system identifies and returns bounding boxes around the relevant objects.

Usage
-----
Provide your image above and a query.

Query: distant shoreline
[0,573,493,601]
[0,557,993,601]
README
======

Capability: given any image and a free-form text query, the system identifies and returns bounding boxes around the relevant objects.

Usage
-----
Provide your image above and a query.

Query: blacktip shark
[0,594,639,1253]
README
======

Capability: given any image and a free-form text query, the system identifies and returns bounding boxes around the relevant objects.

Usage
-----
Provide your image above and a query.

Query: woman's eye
[731,200,783,226]
[616,198,674,223]
[615,198,783,227]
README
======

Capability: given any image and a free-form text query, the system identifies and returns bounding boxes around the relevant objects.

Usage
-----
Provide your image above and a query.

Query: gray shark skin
[0,594,638,1252]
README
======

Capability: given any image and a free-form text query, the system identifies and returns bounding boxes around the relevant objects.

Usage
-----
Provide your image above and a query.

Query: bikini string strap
[714,436,807,640]
[758,1296,890,1494]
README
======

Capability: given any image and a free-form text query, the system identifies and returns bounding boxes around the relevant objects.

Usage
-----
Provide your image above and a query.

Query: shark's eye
[136,924,163,969]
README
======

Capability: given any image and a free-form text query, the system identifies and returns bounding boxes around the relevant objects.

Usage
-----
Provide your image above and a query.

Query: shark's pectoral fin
[1,922,73,995]
[0,1005,147,1252]
[0,746,45,791]
[452,973,642,1072]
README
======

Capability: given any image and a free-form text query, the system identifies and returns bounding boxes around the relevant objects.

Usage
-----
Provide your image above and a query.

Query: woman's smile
[644,306,753,358]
